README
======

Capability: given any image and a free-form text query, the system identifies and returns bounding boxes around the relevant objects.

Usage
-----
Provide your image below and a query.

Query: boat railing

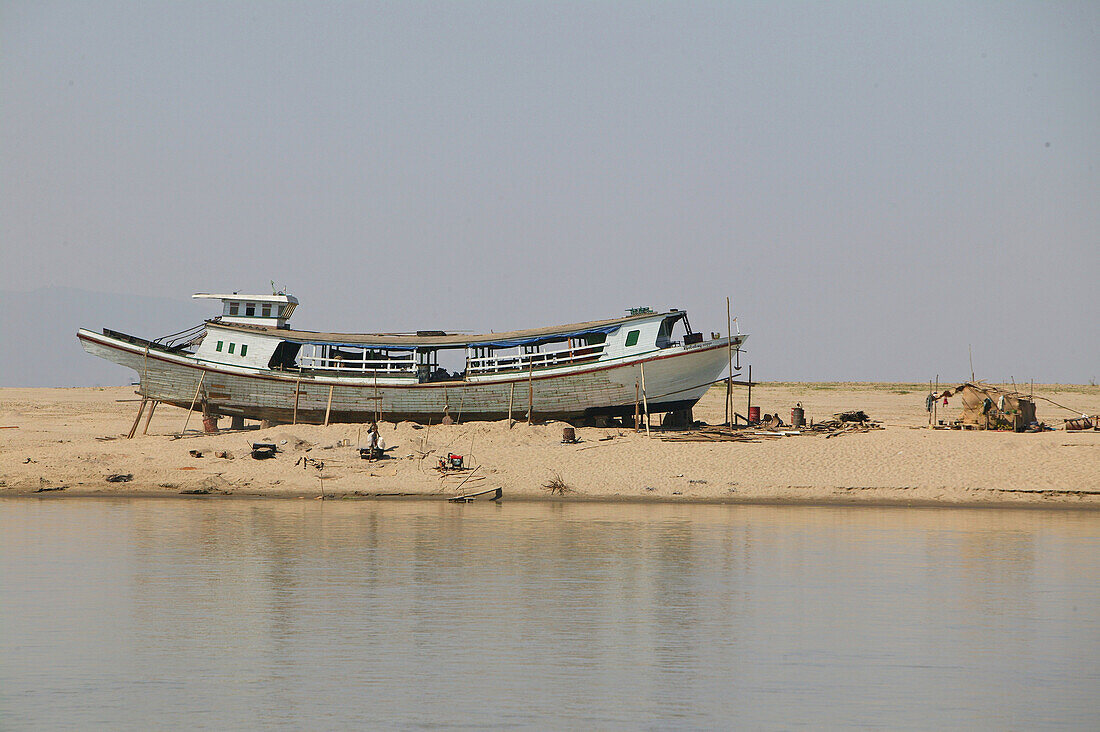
[298,353,418,374]
[466,343,606,374]
[154,322,208,351]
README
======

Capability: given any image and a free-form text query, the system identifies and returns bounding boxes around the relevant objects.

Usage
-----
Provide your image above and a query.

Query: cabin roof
[209,310,678,349]
[193,292,298,304]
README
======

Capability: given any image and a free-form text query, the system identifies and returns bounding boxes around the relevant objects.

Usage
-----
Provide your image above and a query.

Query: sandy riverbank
[2,383,1098,505]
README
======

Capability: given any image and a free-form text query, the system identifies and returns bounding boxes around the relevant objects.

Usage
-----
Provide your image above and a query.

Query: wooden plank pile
[659,411,883,442]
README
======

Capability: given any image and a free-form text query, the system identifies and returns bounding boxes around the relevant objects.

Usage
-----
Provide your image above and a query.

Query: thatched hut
[939,383,1036,431]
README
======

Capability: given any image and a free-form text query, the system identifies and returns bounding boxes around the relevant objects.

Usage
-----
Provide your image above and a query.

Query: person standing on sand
[367,422,383,460]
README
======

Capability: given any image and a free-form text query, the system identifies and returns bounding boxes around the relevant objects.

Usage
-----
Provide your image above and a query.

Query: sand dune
[1,383,1097,505]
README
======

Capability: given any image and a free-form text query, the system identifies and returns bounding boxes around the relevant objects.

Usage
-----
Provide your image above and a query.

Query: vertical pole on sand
[292,377,301,425]
[324,384,334,427]
[508,382,515,428]
[934,374,939,426]
[527,365,534,425]
[746,364,752,425]
[726,296,734,427]
[127,398,148,439]
[640,362,650,437]
[142,400,158,435]
[181,372,205,436]
[374,372,380,423]
[635,381,640,433]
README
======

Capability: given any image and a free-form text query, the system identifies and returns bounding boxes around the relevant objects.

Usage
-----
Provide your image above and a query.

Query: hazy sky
[3,1,1097,384]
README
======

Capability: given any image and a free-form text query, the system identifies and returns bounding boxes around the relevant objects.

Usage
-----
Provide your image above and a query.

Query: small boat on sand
[77,292,746,425]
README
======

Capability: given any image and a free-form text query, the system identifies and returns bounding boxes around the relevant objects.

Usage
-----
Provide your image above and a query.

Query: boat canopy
[211,311,673,350]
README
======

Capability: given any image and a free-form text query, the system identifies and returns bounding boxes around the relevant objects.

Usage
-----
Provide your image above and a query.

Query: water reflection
[1,499,1097,728]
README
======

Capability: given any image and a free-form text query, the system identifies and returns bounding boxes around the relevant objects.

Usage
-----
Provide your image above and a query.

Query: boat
[77,292,747,425]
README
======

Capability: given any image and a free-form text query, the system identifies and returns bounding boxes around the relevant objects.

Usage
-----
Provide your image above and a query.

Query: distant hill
[0,288,210,387]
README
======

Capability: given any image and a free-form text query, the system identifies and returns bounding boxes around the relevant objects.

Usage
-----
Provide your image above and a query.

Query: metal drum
[791,405,805,428]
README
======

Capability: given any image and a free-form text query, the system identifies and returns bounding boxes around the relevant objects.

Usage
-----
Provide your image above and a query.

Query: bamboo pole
[180,372,205,436]
[142,400,158,435]
[127,398,148,439]
[527,365,534,425]
[934,374,939,426]
[292,377,301,425]
[726,296,734,427]
[929,379,933,427]
[640,362,650,437]
[324,384,334,426]
[374,372,380,423]
[508,382,515,428]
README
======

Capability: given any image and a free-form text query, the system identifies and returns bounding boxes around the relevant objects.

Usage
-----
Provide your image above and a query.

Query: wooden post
[127,398,148,439]
[142,400,158,435]
[324,384,334,426]
[929,379,933,427]
[292,378,301,425]
[527,365,534,425]
[640,362,650,437]
[508,382,515,428]
[746,364,752,425]
[181,372,205,436]
[934,374,939,426]
[374,372,380,423]
[635,381,640,432]
[726,296,734,427]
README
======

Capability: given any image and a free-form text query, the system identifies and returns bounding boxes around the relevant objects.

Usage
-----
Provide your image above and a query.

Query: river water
[1,499,1097,729]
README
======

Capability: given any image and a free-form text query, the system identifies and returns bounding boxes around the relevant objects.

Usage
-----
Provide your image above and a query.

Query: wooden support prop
[374,372,380,423]
[527,366,534,425]
[726,296,734,427]
[180,372,206,436]
[640,362,650,437]
[142,400,158,435]
[127,398,148,439]
[635,381,640,432]
[324,384,334,426]
[508,382,515,428]
[292,378,301,425]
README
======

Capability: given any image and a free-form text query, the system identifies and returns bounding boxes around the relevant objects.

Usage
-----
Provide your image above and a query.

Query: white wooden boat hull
[78,329,741,423]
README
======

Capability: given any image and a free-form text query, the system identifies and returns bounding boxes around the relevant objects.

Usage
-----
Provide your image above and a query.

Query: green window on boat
[240,344,248,357]
[216,341,223,352]
[625,330,640,347]
[228,343,235,354]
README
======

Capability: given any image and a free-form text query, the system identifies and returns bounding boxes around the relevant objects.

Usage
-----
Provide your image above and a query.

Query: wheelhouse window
[625,330,640,347]
[228,343,235,354]
[245,303,256,317]
[261,304,271,317]
[216,341,223,352]
[228,303,239,316]
[240,344,248,356]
